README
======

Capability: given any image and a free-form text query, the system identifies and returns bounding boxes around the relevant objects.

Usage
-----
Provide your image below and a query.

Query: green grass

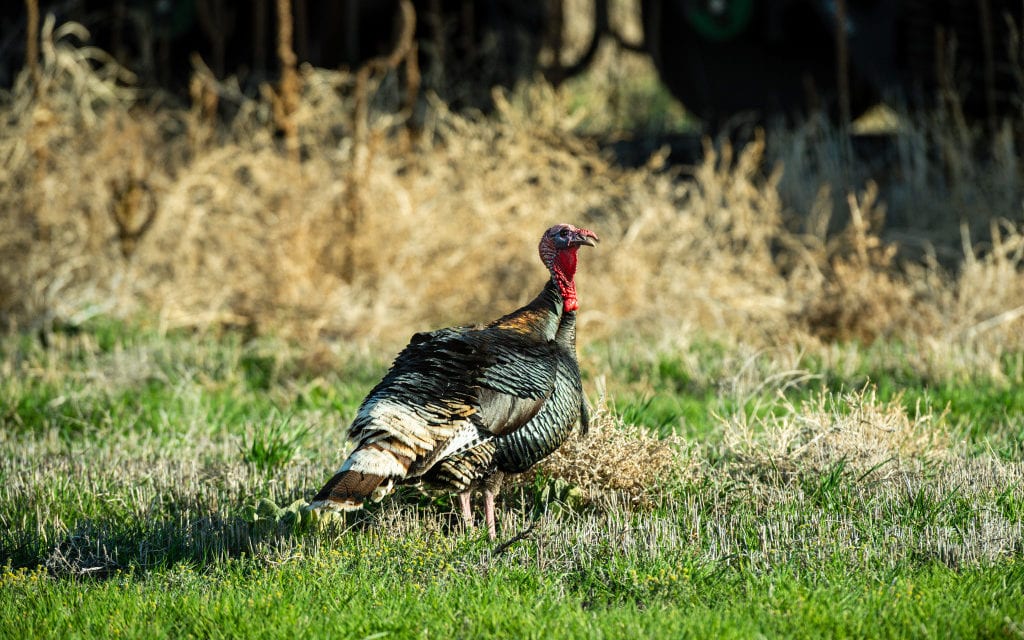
[595,338,1024,457]
[2,551,1022,638]
[240,413,311,471]
[1,320,1023,638]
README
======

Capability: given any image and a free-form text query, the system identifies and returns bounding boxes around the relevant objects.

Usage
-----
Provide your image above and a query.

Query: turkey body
[310,223,597,538]
[422,309,588,494]
[311,282,571,505]
[494,310,589,473]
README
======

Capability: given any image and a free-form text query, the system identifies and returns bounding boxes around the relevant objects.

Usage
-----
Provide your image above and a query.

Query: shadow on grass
[2,490,485,580]
[20,511,307,580]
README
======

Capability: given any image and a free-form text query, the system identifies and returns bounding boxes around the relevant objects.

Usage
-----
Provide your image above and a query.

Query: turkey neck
[556,310,578,352]
[488,280,563,342]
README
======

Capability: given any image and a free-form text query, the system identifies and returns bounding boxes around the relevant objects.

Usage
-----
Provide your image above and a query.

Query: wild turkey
[422,308,589,535]
[309,223,597,537]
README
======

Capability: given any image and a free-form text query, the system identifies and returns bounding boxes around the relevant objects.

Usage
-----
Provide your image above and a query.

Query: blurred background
[4,1,1023,125]
[2,0,1024,355]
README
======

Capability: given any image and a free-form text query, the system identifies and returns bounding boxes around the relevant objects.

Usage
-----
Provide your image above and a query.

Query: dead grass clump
[950,220,1024,347]
[0,18,143,329]
[44,528,122,578]
[723,388,953,480]
[769,103,1024,349]
[787,182,930,343]
[533,386,688,505]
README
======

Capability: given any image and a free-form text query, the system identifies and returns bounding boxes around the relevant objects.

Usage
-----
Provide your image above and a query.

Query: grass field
[1,320,1022,638]
[3,9,1024,639]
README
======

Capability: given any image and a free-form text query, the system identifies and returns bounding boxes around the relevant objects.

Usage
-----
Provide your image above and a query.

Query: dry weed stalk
[273,0,300,162]
[25,0,40,96]
[340,0,417,281]
[187,55,220,152]
[195,0,233,78]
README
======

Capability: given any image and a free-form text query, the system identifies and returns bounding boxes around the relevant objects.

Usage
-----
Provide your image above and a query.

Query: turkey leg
[483,472,505,540]
[458,491,473,528]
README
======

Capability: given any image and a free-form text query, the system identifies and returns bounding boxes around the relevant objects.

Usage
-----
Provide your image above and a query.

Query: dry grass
[534,383,689,505]
[3,17,1024,372]
[722,387,953,479]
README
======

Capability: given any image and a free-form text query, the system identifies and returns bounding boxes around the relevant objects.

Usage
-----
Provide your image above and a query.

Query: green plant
[240,413,310,471]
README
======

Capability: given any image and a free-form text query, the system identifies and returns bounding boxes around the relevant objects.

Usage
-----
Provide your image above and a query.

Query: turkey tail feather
[309,470,387,511]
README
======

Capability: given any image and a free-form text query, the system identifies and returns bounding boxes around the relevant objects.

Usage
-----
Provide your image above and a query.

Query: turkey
[309,223,598,538]
[421,308,589,536]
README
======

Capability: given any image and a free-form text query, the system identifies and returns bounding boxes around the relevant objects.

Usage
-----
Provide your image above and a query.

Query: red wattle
[562,293,579,312]
[554,248,578,280]
[553,247,580,312]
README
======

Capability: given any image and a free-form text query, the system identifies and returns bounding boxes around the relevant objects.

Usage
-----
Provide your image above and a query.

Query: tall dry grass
[3,16,1024,372]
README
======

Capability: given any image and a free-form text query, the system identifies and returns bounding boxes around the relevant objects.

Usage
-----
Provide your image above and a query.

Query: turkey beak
[572,229,599,248]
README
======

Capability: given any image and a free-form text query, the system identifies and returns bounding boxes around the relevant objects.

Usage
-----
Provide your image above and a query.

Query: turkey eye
[559,229,569,237]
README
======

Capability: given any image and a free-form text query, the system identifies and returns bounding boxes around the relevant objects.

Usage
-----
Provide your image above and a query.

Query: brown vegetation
[3,17,1024,369]
[535,386,688,505]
